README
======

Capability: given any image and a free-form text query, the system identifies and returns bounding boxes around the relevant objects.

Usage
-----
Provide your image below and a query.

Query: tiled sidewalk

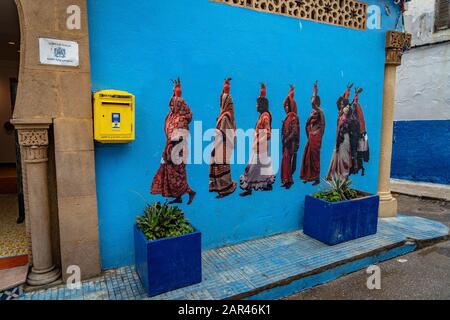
[17,215,449,300]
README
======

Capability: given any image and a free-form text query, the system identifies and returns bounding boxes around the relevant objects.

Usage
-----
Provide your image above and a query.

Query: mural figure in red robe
[209,78,237,198]
[151,78,196,204]
[240,84,276,196]
[300,81,325,186]
[281,85,300,189]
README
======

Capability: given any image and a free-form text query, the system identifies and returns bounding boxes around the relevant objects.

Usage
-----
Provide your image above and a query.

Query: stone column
[14,121,61,286]
[378,31,412,218]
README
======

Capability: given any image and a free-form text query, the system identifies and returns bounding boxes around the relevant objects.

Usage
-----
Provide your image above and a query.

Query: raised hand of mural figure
[151,78,196,205]
[209,78,237,199]
[240,83,276,196]
[281,85,300,189]
[301,81,325,186]
[313,80,319,98]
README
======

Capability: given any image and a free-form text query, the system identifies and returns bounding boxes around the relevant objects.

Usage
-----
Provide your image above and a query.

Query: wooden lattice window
[211,0,368,30]
[435,0,450,32]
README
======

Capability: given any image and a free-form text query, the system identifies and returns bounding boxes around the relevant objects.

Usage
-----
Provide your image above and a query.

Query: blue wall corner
[392,120,450,185]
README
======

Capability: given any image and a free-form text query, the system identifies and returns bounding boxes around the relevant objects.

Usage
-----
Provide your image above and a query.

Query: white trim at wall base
[391,178,450,201]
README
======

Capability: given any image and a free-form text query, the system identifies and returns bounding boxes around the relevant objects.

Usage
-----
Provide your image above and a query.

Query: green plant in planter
[313,175,359,202]
[136,202,194,241]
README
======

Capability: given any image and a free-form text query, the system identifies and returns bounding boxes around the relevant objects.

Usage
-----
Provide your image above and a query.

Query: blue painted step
[150,215,449,300]
[18,216,449,300]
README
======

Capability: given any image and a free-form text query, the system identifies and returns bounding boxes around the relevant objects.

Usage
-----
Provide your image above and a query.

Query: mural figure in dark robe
[327,84,353,181]
[280,85,300,189]
[209,78,237,198]
[300,81,326,186]
[347,92,361,177]
[240,84,276,196]
[151,78,196,204]
[353,87,369,176]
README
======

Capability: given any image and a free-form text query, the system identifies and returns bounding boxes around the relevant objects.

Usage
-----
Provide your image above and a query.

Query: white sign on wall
[39,38,79,67]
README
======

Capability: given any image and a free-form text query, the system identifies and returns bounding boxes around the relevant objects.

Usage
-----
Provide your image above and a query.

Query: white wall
[0,60,19,163]
[395,43,450,121]
[395,0,450,121]
[404,0,450,46]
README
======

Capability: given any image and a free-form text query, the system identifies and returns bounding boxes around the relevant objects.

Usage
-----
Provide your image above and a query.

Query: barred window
[435,0,450,32]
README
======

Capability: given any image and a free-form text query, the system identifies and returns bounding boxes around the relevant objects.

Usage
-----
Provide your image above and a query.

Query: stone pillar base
[27,266,61,286]
[378,197,398,218]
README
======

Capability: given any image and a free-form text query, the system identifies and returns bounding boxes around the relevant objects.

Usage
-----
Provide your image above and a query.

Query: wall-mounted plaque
[39,38,79,67]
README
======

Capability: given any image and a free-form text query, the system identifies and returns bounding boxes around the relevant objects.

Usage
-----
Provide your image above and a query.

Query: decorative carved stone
[22,146,49,163]
[385,31,412,66]
[211,0,368,30]
[18,129,49,147]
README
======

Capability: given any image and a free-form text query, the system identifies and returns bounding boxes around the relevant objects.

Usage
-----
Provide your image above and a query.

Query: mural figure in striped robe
[240,83,276,196]
[300,81,326,186]
[209,78,237,198]
[151,78,196,204]
[280,85,300,189]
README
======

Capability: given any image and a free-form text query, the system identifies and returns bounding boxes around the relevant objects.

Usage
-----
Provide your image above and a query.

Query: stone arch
[12,0,101,286]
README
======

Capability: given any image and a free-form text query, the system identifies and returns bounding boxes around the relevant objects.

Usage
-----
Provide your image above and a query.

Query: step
[19,215,449,300]
[0,264,28,292]
[0,255,29,271]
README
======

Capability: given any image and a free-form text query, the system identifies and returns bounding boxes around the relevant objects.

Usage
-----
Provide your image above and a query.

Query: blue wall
[392,120,450,185]
[87,0,399,269]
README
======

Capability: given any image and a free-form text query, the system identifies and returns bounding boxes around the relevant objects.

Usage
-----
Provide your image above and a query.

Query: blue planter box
[134,224,202,297]
[303,192,379,245]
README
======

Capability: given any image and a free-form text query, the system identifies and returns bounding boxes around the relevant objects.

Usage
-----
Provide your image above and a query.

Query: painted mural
[281,85,300,189]
[209,78,237,199]
[150,79,197,205]
[300,81,325,186]
[153,80,368,200]
[239,84,276,196]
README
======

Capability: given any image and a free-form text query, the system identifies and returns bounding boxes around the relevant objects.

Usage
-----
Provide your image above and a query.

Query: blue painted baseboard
[392,120,450,185]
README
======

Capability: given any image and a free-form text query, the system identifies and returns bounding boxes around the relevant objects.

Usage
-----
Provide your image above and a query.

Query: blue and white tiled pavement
[16,216,449,300]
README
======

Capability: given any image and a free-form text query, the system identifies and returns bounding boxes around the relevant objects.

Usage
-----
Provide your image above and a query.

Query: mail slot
[93,90,135,143]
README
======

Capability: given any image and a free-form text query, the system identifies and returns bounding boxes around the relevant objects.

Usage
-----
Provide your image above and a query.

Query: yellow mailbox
[93,90,135,143]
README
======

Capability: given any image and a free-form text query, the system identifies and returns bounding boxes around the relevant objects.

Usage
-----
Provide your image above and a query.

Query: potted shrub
[303,175,379,245]
[134,202,201,297]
